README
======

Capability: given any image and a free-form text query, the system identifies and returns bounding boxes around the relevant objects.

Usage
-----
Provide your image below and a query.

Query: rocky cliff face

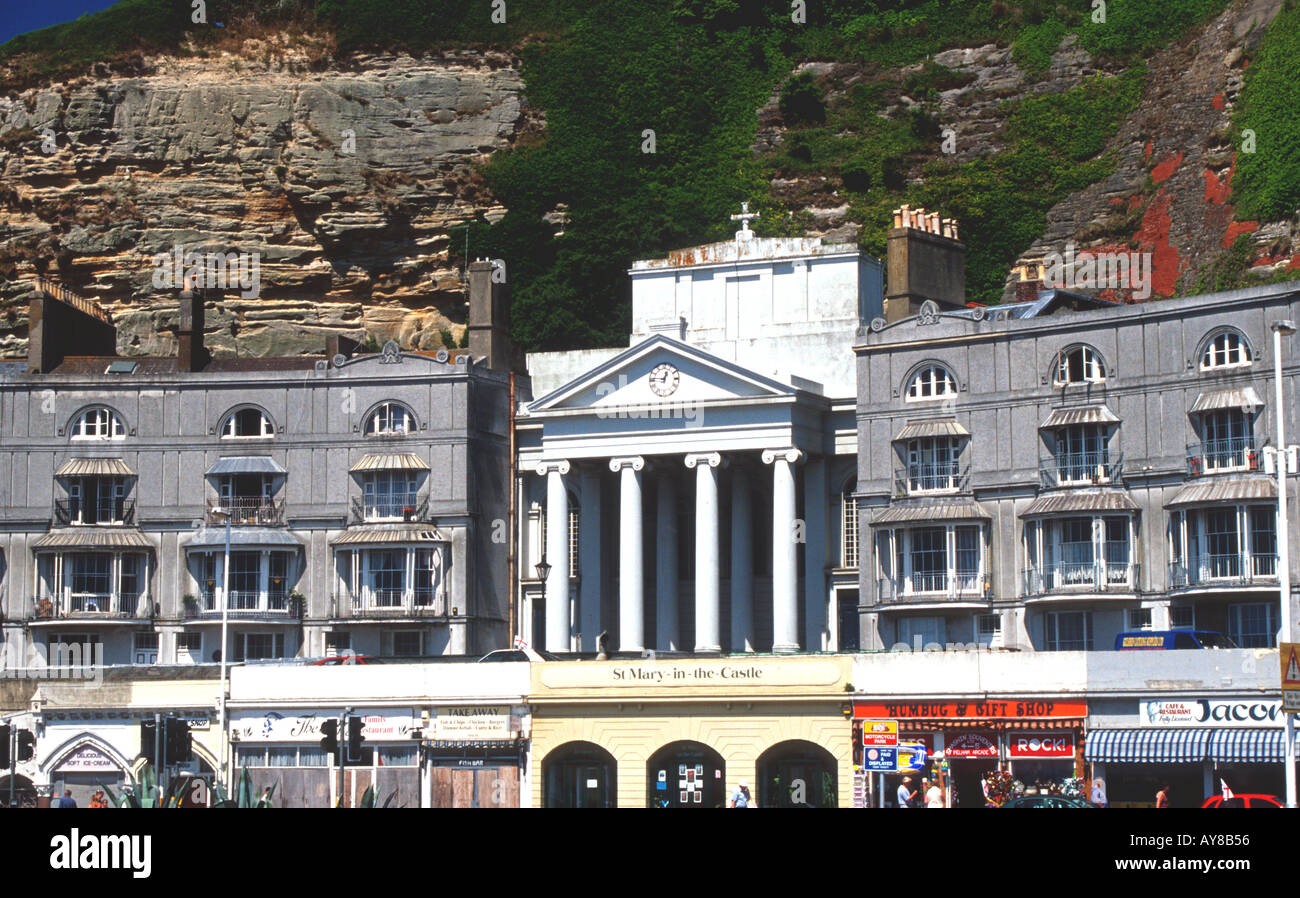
[0,37,528,359]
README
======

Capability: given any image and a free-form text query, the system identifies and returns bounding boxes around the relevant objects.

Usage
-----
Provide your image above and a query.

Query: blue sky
[0,0,125,47]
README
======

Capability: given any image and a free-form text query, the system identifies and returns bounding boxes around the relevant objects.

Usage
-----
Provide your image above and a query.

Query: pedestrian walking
[730,780,754,808]
[896,776,916,808]
[1091,778,1107,808]
[1155,784,1170,808]
[923,778,944,808]
[58,790,77,809]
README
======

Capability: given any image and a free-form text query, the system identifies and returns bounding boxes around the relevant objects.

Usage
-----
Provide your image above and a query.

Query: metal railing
[333,590,447,616]
[55,497,135,526]
[1022,561,1139,594]
[893,463,970,497]
[874,573,986,603]
[1169,553,1278,588]
[33,593,142,619]
[349,493,429,524]
[206,497,285,526]
[1040,452,1122,488]
[1187,437,1259,476]
[198,589,294,617]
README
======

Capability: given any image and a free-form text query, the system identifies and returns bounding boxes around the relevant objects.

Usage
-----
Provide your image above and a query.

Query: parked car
[1000,796,1097,808]
[1201,794,1283,808]
[478,646,559,662]
[1114,630,1236,650]
[310,653,377,665]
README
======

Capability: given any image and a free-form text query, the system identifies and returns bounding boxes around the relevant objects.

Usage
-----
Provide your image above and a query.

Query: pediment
[529,335,796,414]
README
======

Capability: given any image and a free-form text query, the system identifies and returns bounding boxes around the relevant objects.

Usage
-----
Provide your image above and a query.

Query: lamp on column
[534,556,552,583]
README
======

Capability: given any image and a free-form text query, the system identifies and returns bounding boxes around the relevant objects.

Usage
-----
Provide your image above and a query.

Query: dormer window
[71,407,125,441]
[1055,346,1105,385]
[364,402,416,436]
[906,366,957,402]
[221,407,274,439]
[1201,330,1251,370]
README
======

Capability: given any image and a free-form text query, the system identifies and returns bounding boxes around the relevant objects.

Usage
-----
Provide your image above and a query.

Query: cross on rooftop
[730,202,760,241]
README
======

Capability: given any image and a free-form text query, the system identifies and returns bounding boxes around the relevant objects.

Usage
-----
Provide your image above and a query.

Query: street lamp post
[209,508,233,797]
[1272,319,1296,809]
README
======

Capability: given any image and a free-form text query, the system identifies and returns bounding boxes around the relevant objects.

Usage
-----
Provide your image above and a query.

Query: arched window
[364,402,416,436]
[70,407,125,440]
[1200,329,1251,370]
[220,407,274,439]
[905,365,957,401]
[1055,346,1105,385]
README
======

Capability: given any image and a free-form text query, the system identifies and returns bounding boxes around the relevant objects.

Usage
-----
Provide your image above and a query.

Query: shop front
[1085,696,1292,808]
[852,699,1087,807]
[425,704,529,808]
[529,655,854,808]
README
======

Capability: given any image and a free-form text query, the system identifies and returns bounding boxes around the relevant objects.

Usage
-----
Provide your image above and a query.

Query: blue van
[1114,630,1237,650]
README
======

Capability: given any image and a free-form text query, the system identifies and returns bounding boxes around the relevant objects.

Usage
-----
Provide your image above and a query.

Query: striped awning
[871,499,990,525]
[894,419,969,441]
[1040,405,1119,429]
[1166,477,1276,507]
[32,529,152,550]
[1191,387,1263,414]
[55,458,134,477]
[1209,728,1285,763]
[1084,728,1212,763]
[207,456,286,476]
[332,524,446,545]
[349,453,430,473]
[1021,491,1139,517]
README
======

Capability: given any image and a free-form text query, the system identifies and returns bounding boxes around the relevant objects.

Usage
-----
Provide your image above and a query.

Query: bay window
[1169,504,1277,587]
[875,524,985,600]
[36,551,148,616]
[336,544,449,613]
[1023,515,1135,593]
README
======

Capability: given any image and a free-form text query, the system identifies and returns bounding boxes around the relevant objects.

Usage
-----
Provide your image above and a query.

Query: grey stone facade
[855,282,1300,653]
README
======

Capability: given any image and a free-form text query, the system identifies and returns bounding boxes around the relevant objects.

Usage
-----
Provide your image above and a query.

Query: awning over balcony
[1190,386,1263,414]
[184,528,304,549]
[1165,477,1276,507]
[32,529,152,549]
[349,453,430,472]
[894,418,969,441]
[1084,728,1212,763]
[1021,491,1138,517]
[1040,405,1119,428]
[207,456,286,476]
[332,524,447,545]
[54,457,134,477]
[871,499,990,525]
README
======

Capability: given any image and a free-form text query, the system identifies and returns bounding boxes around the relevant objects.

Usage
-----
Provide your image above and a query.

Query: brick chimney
[468,259,514,371]
[884,204,967,322]
[26,277,117,373]
[177,282,209,372]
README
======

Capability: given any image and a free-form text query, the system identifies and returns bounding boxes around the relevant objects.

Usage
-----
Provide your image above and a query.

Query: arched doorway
[757,740,838,808]
[48,739,130,807]
[543,741,617,808]
[0,774,37,808]
[646,741,725,808]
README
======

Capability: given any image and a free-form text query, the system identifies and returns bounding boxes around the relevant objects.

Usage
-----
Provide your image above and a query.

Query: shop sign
[432,706,514,740]
[944,733,998,758]
[863,747,897,773]
[901,733,935,755]
[56,745,120,773]
[1141,699,1286,727]
[861,719,898,748]
[540,657,845,690]
[1008,733,1074,759]
[897,741,928,772]
[233,709,418,742]
[854,700,1085,719]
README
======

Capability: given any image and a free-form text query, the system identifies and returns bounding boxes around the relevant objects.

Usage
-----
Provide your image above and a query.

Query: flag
[1221,779,1234,800]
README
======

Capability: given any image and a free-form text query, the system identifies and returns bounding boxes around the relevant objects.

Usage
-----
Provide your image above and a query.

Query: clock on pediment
[649,363,680,397]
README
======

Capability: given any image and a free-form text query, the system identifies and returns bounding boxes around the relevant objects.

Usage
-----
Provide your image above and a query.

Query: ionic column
[685,452,723,653]
[577,467,603,653]
[656,474,679,651]
[730,467,754,652]
[764,448,804,653]
[610,456,646,652]
[538,460,571,653]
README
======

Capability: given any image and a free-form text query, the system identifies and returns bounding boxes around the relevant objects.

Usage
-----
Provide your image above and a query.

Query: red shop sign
[944,733,998,758]
[1008,732,1074,758]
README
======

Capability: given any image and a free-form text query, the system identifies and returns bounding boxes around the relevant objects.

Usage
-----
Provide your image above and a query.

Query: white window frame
[364,402,416,436]
[1200,330,1251,370]
[71,407,125,441]
[976,613,1003,648]
[1054,346,1105,386]
[905,365,958,402]
[221,407,274,439]
[840,489,859,569]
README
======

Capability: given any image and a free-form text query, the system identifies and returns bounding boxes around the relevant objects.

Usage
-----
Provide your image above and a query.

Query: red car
[311,654,375,666]
[1201,794,1283,808]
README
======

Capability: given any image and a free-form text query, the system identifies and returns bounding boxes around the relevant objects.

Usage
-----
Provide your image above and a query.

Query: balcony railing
[198,589,295,618]
[1022,560,1139,595]
[1040,452,1123,489]
[332,589,447,617]
[33,593,143,619]
[206,497,285,526]
[874,573,987,603]
[350,493,429,524]
[1169,553,1278,589]
[1187,437,1260,476]
[54,498,135,526]
[893,463,970,497]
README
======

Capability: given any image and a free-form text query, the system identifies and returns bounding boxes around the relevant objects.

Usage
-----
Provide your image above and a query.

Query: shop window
[378,746,418,767]
[646,741,726,809]
[543,742,617,809]
[757,741,838,808]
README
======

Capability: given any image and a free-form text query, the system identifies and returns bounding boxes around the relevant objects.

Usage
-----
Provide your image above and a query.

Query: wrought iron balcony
[892,463,970,497]
[874,573,988,604]
[1186,437,1260,476]
[349,493,429,524]
[197,589,296,619]
[330,589,447,617]
[206,497,285,526]
[1169,554,1278,589]
[32,593,143,619]
[1022,560,1140,595]
[54,498,135,526]
[1040,452,1123,489]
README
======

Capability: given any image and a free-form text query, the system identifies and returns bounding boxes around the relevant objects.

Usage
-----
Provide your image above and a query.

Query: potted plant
[288,590,306,618]
[182,594,198,619]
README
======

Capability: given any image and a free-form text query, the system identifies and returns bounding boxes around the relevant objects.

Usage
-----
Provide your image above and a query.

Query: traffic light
[164,718,192,763]
[0,725,10,768]
[140,719,157,765]
[15,729,35,763]
[345,715,365,764]
[319,718,338,758]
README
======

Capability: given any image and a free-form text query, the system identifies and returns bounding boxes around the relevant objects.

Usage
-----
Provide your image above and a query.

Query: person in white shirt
[924,779,944,808]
